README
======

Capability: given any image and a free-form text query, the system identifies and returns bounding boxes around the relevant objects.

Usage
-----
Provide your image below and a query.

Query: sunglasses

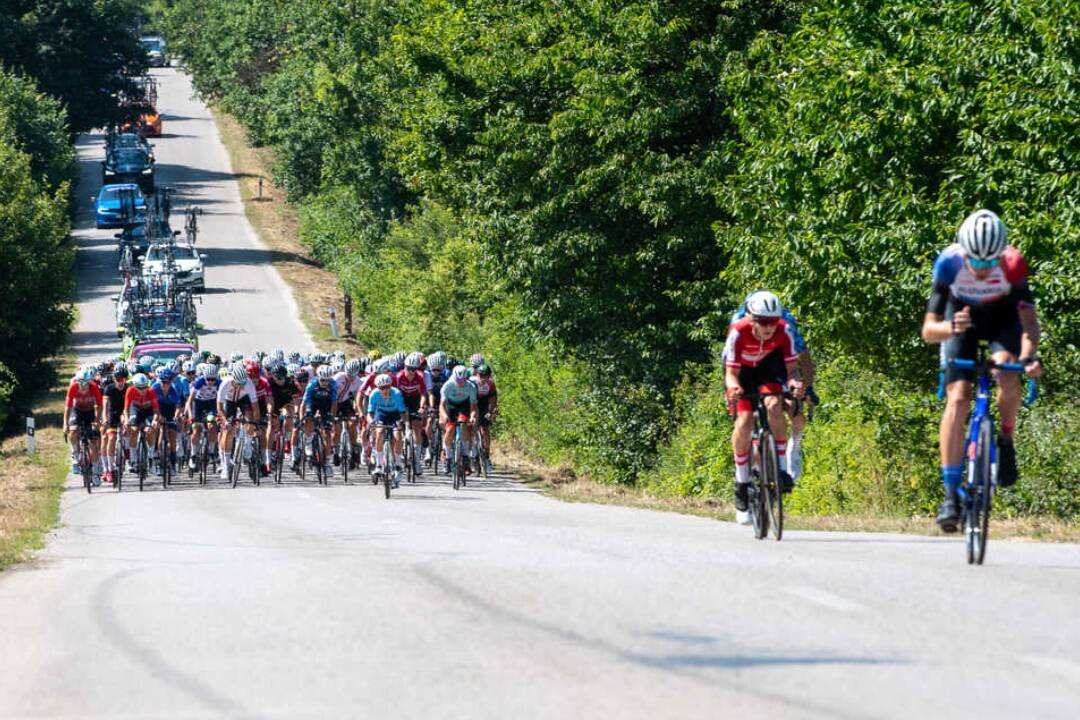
[968,257,999,269]
[751,316,779,327]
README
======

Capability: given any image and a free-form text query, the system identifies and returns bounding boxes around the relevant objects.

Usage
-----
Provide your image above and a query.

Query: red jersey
[395,369,426,398]
[124,386,159,413]
[360,372,397,397]
[470,376,497,399]
[253,376,271,401]
[66,381,102,412]
[722,318,798,369]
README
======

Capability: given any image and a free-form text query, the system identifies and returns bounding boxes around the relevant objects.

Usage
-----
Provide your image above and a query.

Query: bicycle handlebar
[937,359,1039,405]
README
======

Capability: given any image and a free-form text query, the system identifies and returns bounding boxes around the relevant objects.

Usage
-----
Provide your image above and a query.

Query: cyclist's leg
[941,317,976,496]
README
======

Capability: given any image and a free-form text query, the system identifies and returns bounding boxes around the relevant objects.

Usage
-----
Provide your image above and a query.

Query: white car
[141,243,207,291]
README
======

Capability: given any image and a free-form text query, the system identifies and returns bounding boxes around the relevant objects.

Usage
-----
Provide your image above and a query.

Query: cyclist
[470,364,497,475]
[301,365,337,477]
[424,351,450,465]
[266,362,299,474]
[216,363,261,480]
[151,367,182,474]
[730,291,817,481]
[66,367,103,482]
[331,359,364,469]
[367,372,407,485]
[186,362,220,469]
[101,365,129,484]
[123,373,161,474]
[921,209,1043,532]
[395,352,428,476]
[723,290,803,526]
[440,365,479,476]
[467,353,484,377]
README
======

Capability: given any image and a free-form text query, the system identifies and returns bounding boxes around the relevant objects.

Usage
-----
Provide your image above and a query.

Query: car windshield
[141,39,163,52]
[114,148,147,164]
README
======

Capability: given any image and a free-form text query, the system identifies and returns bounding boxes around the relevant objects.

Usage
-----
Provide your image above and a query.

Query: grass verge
[0,358,74,571]
[210,110,363,355]
[494,446,1080,542]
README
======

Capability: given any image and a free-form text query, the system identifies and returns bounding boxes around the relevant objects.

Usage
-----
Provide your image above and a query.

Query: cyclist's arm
[797,348,815,387]
[1019,305,1041,365]
[724,366,743,396]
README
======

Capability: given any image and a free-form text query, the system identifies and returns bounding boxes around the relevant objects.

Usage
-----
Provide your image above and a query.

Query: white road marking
[783,586,868,614]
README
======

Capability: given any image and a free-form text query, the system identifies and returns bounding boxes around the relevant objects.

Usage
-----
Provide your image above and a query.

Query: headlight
[142,167,153,173]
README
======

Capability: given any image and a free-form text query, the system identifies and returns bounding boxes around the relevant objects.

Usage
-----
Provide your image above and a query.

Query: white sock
[375,451,384,466]
[734,452,750,484]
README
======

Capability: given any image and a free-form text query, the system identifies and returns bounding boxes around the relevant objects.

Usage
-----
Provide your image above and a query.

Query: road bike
[108,426,125,492]
[188,417,216,485]
[943,347,1037,565]
[448,414,475,491]
[743,390,786,541]
[268,411,287,484]
[157,419,177,489]
[303,414,330,485]
[371,421,402,499]
[335,415,354,484]
[131,420,152,491]
[75,419,98,493]
[425,410,443,473]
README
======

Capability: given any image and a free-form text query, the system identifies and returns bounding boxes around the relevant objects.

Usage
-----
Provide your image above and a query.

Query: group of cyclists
[723,208,1042,531]
[70,207,1044,531]
[65,349,499,490]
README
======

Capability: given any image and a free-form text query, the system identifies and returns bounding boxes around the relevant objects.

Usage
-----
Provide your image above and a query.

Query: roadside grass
[494,445,1080,543]
[0,358,74,571]
[210,110,363,355]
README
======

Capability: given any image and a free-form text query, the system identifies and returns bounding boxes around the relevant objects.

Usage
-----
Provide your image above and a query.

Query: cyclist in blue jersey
[921,210,1043,531]
[152,367,182,473]
[440,365,479,475]
[731,291,817,481]
[302,365,338,477]
[367,373,407,483]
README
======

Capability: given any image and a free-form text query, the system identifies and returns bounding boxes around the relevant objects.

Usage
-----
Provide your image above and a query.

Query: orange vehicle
[120,102,162,138]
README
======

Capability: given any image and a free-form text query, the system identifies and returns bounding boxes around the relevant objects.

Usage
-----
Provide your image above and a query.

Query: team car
[102,146,154,192]
[141,243,207,292]
[94,184,146,229]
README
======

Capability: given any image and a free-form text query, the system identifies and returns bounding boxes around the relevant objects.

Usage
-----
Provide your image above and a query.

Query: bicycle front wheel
[967,417,994,565]
[762,433,783,541]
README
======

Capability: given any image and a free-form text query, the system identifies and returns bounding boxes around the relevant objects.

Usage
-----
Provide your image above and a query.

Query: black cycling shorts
[942,298,1022,384]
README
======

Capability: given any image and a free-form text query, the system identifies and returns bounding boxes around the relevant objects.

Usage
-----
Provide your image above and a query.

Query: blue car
[94,184,146,229]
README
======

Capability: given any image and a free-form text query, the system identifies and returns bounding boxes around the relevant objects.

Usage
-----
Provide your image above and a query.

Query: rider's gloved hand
[805,386,820,406]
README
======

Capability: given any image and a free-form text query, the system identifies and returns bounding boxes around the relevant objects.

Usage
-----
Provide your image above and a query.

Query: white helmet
[745,290,783,318]
[316,364,333,380]
[345,359,362,377]
[957,209,1007,261]
[231,364,248,384]
[375,373,393,388]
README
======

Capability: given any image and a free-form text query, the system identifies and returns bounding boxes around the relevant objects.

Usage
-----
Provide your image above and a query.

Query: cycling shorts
[444,401,471,424]
[69,409,100,438]
[129,407,155,426]
[337,402,357,419]
[728,350,787,415]
[257,397,268,420]
[373,409,401,427]
[158,404,178,422]
[305,402,333,421]
[193,398,216,423]
[404,394,422,420]
[106,411,123,430]
[942,298,1023,384]
[223,396,251,420]
[477,398,492,427]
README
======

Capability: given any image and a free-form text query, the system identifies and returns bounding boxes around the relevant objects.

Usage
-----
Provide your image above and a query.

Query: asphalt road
[2,69,1079,720]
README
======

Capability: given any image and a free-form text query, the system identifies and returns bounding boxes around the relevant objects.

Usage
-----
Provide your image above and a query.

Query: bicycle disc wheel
[971,417,994,565]
[763,433,783,541]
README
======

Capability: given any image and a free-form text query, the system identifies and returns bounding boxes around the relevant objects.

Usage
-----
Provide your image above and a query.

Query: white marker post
[329,307,339,338]
[26,413,35,456]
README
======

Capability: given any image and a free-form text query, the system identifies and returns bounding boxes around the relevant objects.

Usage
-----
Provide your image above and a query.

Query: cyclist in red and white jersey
[395,352,429,476]
[723,291,803,525]
[331,359,364,468]
[66,367,103,480]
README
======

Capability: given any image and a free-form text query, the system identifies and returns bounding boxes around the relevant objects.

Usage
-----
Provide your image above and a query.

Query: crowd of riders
[65,349,498,489]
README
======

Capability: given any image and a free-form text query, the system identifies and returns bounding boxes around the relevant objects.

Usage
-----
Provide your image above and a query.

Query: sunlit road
[1,69,1078,720]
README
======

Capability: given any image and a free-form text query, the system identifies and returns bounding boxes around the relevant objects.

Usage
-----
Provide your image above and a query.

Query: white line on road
[783,585,868,614]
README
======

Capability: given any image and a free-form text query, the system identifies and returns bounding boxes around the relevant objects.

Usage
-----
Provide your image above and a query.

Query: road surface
[1,69,1078,719]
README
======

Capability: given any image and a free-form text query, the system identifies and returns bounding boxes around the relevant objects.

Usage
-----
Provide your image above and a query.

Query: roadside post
[26,413,35,456]
[329,307,339,338]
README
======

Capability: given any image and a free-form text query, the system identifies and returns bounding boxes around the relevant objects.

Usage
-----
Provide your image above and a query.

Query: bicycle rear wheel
[763,433,783,541]
[113,439,124,491]
[274,432,285,483]
[230,433,243,488]
[751,435,769,540]
[339,426,350,484]
[82,442,93,494]
[159,433,170,489]
[966,417,994,565]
